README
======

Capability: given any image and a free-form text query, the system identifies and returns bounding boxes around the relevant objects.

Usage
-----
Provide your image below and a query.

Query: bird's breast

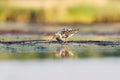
[55,34,65,41]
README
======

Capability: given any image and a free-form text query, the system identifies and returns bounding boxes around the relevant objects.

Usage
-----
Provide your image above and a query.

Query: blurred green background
[0,1,120,79]
[0,0,120,24]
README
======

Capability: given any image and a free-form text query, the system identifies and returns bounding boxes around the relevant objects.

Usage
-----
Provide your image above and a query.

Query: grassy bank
[0,7,120,24]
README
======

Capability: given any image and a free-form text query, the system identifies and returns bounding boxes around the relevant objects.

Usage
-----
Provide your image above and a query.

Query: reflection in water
[55,45,74,58]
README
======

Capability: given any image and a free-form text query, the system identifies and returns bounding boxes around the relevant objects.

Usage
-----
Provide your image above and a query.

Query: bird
[50,28,79,42]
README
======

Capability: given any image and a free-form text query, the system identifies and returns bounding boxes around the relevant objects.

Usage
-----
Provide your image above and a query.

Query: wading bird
[50,28,79,42]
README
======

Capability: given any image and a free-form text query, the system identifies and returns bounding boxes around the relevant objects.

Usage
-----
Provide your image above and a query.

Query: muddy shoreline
[0,40,120,46]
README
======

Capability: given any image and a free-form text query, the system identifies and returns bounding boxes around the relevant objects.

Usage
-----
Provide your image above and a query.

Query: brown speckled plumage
[50,28,79,42]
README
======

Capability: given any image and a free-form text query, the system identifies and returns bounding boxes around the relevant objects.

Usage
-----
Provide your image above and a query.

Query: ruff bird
[50,28,79,42]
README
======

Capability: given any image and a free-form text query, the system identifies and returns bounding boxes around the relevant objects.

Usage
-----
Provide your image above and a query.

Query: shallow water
[0,58,120,80]
[0,24,120,80]
[0,40,120,59]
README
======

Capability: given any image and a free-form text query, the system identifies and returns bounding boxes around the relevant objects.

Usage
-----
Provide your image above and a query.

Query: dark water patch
[0,40,120,46]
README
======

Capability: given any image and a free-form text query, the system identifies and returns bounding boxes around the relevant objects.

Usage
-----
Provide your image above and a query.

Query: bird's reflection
[55,45,74,58]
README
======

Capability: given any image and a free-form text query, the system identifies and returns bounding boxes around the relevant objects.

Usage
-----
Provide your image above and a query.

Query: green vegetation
[0,6,120,24]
